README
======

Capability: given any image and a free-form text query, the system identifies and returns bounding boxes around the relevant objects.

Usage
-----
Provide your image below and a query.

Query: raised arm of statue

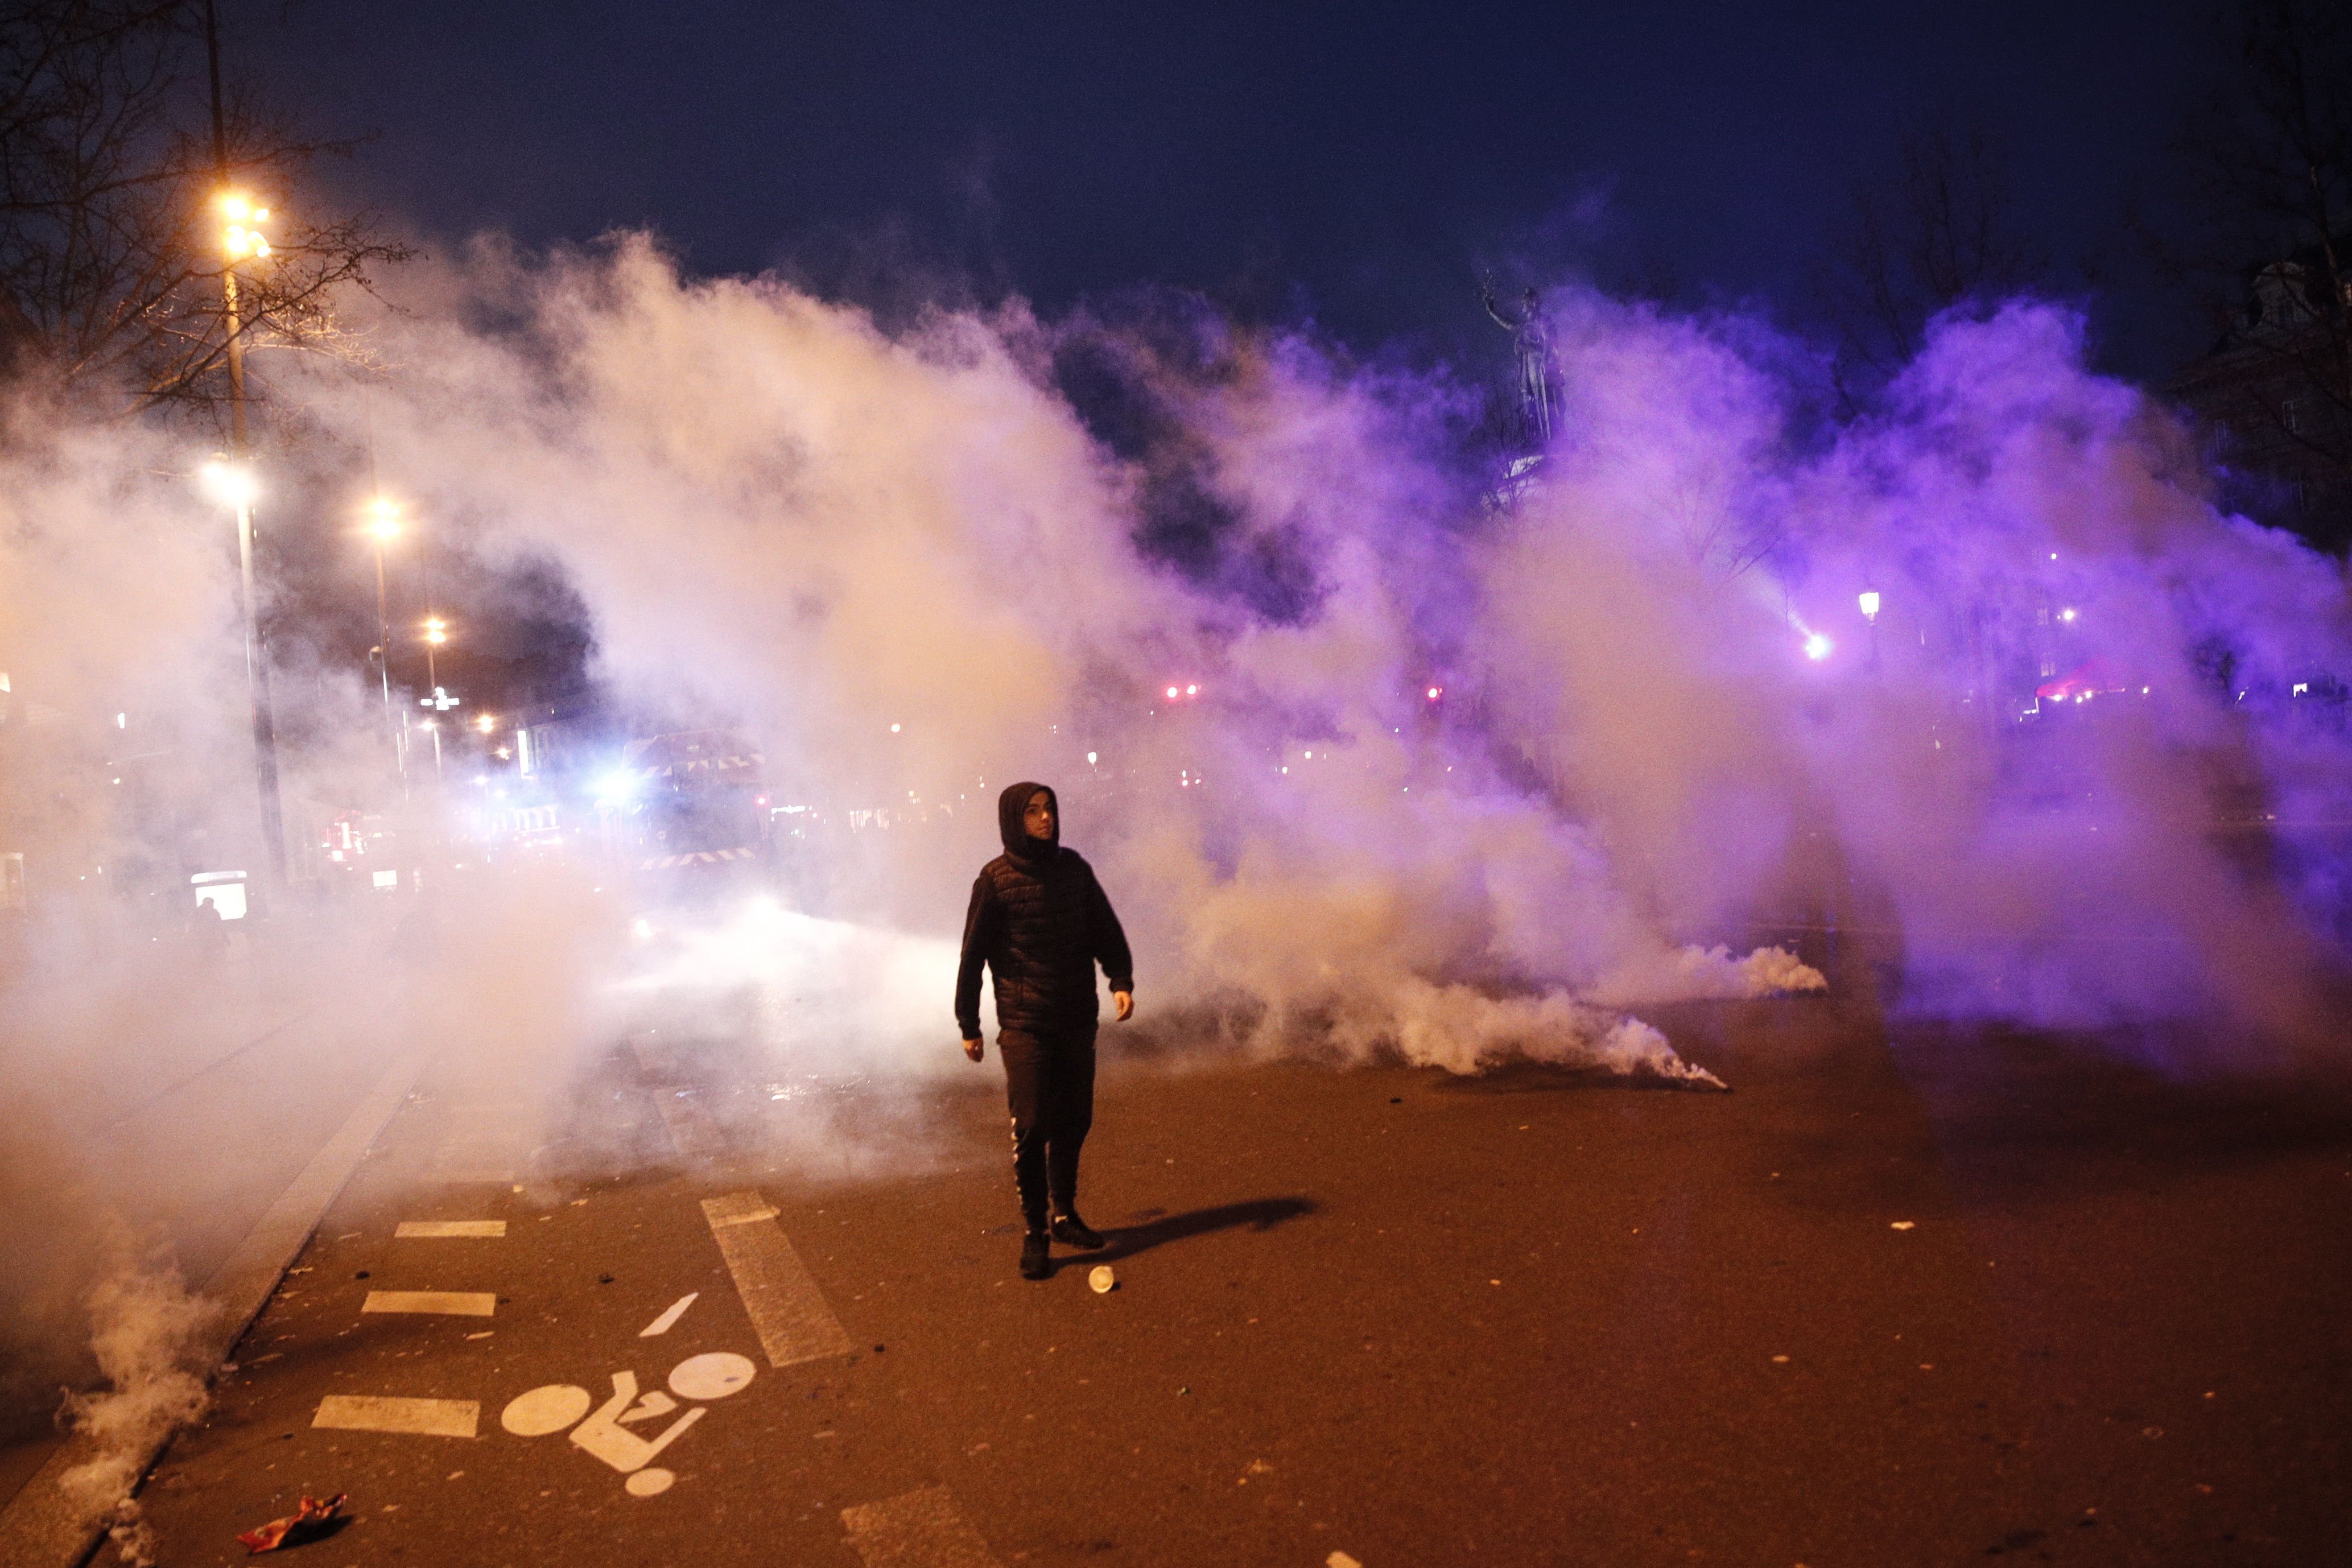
[1480,273,1519,332]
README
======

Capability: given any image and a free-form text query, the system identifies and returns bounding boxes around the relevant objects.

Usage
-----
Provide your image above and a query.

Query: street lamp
[198,455,285,884]
[363,497,404,783]
[201,3,284,886]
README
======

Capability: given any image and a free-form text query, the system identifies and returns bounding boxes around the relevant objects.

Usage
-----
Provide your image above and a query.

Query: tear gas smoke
[56,1240,221,1567]
[5,231,2350,1471]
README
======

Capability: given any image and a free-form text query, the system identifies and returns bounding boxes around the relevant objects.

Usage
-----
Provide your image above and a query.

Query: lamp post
[365,498,406,786]
[201,456,285,885]
[203,2,284,885]
[418,670,459,782]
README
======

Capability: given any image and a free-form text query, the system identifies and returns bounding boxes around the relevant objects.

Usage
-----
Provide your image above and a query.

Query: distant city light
[2059,606,2078,622]
[1166,686,1179,699]
[1086,751,1098,765]
[1804,633,1834,661]
[476,713,496,733]
[1426,685,1442,702]
[1186,684,1198,696]
[1858,590,1880,621]
[890,722,901,733]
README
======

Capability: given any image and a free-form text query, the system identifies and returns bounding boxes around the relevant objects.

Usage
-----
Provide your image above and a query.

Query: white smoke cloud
[57,1243,220,1568]
[5,234,2349,1510]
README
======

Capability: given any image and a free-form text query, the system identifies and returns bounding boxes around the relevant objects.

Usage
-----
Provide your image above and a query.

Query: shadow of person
[1088,1196,1317,1264]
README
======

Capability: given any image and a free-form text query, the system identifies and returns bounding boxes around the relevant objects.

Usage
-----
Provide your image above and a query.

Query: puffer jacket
[954,781,1133,1038]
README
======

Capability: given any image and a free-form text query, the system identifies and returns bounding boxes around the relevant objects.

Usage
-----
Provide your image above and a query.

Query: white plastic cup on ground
[1089,1265,1116,1293]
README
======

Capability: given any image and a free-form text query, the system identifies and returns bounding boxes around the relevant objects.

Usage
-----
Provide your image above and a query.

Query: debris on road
[1889,1221,1916,1231]
[1327,1552,1364,1568]
[1090,1265,1116,1293]
[236,1492,346,1553]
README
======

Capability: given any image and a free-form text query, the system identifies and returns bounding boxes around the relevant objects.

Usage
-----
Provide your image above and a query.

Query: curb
[0,1047,430,1568]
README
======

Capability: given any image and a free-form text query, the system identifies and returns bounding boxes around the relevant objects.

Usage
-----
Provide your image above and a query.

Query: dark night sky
[242,0,2220,382]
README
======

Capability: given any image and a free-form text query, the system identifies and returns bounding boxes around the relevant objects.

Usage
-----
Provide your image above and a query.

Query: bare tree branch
[2157,0,2351,548]
[0,0,411,421]
[1813,120,2047,411]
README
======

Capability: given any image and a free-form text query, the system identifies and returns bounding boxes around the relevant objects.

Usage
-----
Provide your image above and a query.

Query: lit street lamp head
[199,459,257,509]
[365,497,401,542]
[424,617,448,646]
[217,189,272,260]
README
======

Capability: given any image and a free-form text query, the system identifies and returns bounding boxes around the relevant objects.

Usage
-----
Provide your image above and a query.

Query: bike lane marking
[701,1190,855,1367]
[841,1486,1004,1568]
[361,1289,497,1317]
[639,1291,699,1336]
[312,1396,480,1439]
[395,1220,506,1238]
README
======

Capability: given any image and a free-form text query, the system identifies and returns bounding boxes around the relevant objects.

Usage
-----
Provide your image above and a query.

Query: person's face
[1022,790,1056,841]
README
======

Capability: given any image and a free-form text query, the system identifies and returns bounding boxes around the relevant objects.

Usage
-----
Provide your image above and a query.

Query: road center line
[362,1290,497,1317]
[312,1395,480,1438]
[395,1220,506,1238]
[840,1487,1003,1568]
[700,1191,852,1367]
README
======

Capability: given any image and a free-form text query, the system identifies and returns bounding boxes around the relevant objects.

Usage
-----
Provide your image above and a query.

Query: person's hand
[1112,989,1134,1022]
[963,1037,984,1063]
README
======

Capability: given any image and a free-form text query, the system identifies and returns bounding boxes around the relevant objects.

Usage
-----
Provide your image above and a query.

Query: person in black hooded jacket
[956,781,1133,1280]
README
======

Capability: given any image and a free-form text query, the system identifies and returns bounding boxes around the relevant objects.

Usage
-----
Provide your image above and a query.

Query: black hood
[998,781,1059,863]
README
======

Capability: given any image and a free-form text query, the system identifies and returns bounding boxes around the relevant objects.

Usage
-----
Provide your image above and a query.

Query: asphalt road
[103,989,2352,1567]
[0,926,406,1511]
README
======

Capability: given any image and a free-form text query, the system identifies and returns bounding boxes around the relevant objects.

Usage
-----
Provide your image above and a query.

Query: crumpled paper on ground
[236,1492,348,1553]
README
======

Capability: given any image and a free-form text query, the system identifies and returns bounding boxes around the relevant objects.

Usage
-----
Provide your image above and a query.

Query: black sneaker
[1020,1231,1052,1280]
[1050,1213,1105,1250]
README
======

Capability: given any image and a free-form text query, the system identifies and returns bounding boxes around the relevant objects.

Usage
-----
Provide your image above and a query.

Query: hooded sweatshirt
[954,782,1133,1038]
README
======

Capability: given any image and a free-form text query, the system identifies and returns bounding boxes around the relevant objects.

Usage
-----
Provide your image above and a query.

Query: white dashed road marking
[430,1103,526,1184]
[628,1034,680,1076]
[700,1190,853,1367]
[654,1091,725,1158]
[312,1395,480,1438]
[362,1290,497,1317]
[639,1292,699,1336]
[395,1220,507,1238]
[840,1487,1003,1568]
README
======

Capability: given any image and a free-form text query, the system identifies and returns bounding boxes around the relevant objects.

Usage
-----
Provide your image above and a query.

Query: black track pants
[998,1025,1097,1231]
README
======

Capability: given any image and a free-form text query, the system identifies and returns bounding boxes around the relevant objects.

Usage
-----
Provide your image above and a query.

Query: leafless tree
[2157,0,2351,534]
[0,0,408,423]
[1816,122,2046,409]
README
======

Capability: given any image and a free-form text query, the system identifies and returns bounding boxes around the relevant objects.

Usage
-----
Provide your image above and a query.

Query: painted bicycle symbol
[499,1351,758,1497]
